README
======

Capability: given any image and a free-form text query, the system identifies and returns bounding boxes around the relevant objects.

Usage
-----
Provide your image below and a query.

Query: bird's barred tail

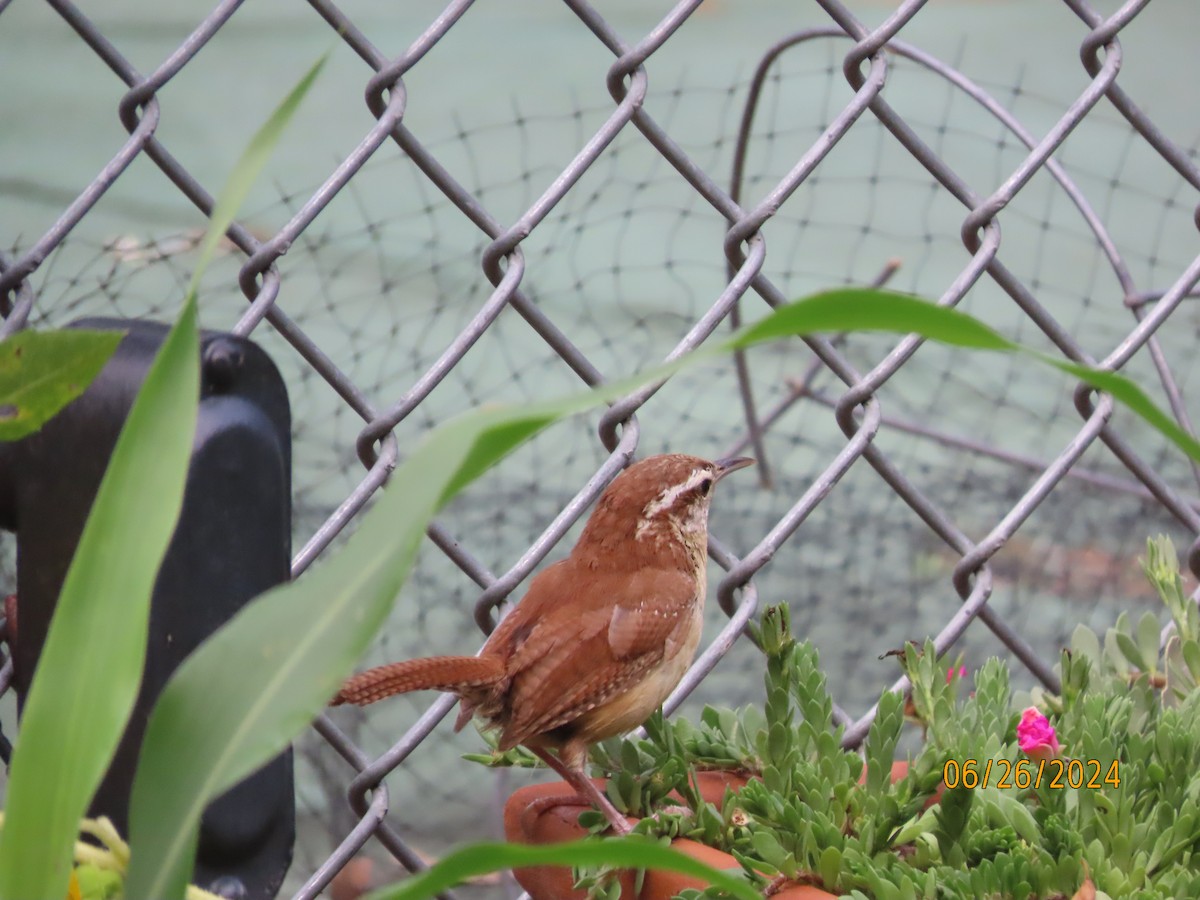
[332,655,504,706]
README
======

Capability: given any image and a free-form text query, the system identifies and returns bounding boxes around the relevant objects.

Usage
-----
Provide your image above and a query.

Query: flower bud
[1017,706,1061,760]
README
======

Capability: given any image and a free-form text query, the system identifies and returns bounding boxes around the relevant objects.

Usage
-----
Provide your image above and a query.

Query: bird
[332,453,754,834]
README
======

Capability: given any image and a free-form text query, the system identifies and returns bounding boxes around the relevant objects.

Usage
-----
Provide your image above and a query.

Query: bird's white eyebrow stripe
[641,467,710,519]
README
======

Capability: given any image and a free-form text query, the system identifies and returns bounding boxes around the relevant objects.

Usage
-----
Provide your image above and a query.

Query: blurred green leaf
[0,329,122,440]
[74,865,123,900]
[0,298,198,900]
[864,689,904,795]
[1070,624,1103,665]
[187,52,328,298]
[124,400,601,898]
[818,845,842,891]
[729,289,1017,351]
[1183,642,1200,683]
[104,48,325,900]
[1114,630,1145,671]
[360,839,758,900]
[1136,611,1162,675]
[1044,360,1200,463]
[723,289,1200,463]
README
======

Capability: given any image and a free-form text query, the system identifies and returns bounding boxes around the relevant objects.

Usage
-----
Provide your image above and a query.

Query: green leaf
[1182,641,1200,683]
[186,51,329,299]
[74,864,123,900]
[0,299,199,900]
[864,689,903,794]
[360,838,759,900]
[0,329,123,440]
[1136,610,1162,674]
[1070,624,1103,664]
[990,790,1040,845]
[727,289,1017,352]
[933,783,973,864]
[124,402,569,897]
[0,46,313,893]
[817,846,842,890]
[750,830,789,870]
[721,289,1200,464]
[68,48,327,900]
[1042,359,1200,463]
[1112,613,1145,671]
[891,806,938,846]
[1142,537,1189,633]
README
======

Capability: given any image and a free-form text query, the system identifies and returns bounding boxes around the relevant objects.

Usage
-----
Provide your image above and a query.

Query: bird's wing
[495,565,699,750]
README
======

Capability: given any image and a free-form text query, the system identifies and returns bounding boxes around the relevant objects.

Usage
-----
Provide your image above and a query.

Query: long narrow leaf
[0,47,330,900]
[186,51,329,298]
[727,288,1018,352]
[0,329,123,440]
[112,48,329,900]
[125,407,573,898]
[1042,357,1200,461]
[362,839,761,900]
[722,289,1200,462]
[0,298,199,900]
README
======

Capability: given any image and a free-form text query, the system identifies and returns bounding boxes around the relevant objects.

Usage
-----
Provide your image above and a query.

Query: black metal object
[0,318,295,900]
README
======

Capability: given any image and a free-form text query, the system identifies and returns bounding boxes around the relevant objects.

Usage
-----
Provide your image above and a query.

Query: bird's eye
[698,477,713,496]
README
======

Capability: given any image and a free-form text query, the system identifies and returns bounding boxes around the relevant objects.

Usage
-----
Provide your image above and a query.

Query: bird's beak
[713,456,755,481]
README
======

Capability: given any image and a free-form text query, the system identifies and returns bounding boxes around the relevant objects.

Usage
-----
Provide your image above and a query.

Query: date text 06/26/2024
[942,758,1120,791]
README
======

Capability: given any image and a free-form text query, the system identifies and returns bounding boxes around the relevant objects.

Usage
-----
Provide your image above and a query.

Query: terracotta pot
[504,771,835,900]
[504,762,938,900]
[641,837,835,900]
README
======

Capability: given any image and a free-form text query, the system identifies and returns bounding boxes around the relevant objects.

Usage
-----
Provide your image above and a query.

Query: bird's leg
[530,745,633,836]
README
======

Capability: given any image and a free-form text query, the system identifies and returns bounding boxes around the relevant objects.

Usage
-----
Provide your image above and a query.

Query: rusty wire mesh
[3,0,1200,897]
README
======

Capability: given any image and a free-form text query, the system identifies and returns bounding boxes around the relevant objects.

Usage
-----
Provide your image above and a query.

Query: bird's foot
[592,797,634,836]
[529,746,634,835]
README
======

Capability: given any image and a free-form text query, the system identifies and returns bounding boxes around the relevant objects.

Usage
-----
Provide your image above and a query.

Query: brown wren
[332,453,754,834]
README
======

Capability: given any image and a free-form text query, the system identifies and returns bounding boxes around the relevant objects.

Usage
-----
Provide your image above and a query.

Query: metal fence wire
[4,0,1200,897]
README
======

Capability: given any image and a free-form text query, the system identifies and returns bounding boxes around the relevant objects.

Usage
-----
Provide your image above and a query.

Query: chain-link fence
[3,0,1200,897]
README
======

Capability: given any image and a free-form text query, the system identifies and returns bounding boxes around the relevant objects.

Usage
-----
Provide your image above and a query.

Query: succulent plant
[569,536,1200,899]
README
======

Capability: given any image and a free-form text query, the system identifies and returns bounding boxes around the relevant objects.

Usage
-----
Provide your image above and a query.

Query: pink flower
[946,665,967,685]
[1017,706,1061,760]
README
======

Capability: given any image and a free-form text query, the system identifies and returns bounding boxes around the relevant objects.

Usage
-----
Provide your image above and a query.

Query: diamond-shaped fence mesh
[3,0,1200,897]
